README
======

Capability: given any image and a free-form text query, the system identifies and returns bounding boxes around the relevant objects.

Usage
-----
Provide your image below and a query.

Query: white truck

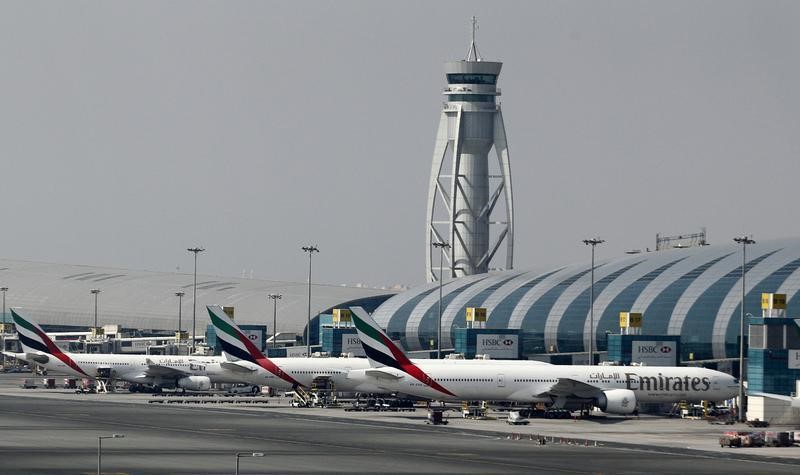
[507,411,530,425]
[225,383,261,395]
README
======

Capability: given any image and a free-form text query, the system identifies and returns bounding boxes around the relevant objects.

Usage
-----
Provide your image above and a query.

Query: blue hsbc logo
[476,334,518,356]
[637,344,672,354]
[633,341,676,364]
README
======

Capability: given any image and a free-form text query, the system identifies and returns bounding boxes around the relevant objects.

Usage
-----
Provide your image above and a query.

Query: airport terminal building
[4,237,800,363]
[372,237,800,362]
[0,258,394,340]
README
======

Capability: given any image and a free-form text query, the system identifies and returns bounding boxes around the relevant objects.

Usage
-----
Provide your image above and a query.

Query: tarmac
[1,372,799,474]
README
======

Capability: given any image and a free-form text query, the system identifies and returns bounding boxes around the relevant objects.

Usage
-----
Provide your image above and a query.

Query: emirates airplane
[11,308,248,391]
[206,305,549,392]
[207,305,376,392]
[349,307,739,415]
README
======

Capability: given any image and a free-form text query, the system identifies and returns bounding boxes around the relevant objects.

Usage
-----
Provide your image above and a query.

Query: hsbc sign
[632,341,677,366]
[789,350,800,369]
[340,334,365,357]
[285,347,308,358]
[476,334,519,359]
[240,329,263,352]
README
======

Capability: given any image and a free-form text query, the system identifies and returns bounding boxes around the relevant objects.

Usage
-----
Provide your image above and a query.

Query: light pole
[90,288,101,329]
[432,241,451,359]
[235,452,264,475]
[734,235,755,422]
[268,293,282,352]
[175,291,185,338]
[187,247,205,354]
[97,433,124,475]
[583,238,605,365]
[301,245,319,357]
[1,286,7,368]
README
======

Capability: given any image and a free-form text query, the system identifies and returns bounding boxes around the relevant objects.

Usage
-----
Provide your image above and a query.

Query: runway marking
[138,404,800,468]
[5,395,800,469]
[2,405,586,473]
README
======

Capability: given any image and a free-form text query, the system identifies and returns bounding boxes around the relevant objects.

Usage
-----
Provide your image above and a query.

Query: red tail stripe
[231,323,300,387]
[32,326,89,377]
[378,332,455,397]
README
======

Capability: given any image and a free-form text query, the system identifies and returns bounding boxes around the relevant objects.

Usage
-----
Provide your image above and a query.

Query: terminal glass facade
[373,238,800,362]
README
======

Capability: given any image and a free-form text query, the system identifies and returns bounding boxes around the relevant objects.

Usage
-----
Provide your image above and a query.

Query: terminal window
[447,74,497,85]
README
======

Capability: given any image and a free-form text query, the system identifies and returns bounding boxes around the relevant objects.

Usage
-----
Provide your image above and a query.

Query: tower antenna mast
[466,16,481,61]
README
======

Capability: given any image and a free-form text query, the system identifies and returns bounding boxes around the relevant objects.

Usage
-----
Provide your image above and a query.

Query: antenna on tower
[465,16,482,62]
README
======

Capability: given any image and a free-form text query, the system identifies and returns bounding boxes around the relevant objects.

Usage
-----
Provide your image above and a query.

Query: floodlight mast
[268,293,282,351]
[187,247,205,354]
[302,245,319,357]
[582,238,605,364]
[733,235,755,422]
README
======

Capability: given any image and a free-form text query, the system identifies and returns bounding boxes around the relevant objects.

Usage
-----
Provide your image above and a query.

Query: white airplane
[207,305,554,394]
[207,305,378,392]
[11,308,247,391]
[350,307,739,415]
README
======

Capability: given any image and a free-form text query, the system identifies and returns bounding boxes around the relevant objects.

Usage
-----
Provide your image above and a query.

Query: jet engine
[595,389,637,415]
[177,376,212,391]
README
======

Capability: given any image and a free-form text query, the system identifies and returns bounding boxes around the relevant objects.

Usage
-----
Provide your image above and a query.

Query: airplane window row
[80,362,129,365]
[514,379,557,383]
[291,370,342,374]
[439,378,492,382]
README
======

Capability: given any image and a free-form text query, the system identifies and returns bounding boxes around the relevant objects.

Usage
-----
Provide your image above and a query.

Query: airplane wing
[536,378,603,399]
[144,358,191,378]
[749,391,800,408]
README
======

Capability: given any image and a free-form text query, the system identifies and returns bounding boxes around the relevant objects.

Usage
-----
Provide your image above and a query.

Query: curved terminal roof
[372,237,800,361]
[0,259,394,335]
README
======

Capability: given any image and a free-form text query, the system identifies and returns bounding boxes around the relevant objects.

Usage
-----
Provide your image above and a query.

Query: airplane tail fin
[11,308,89,376]
[206,305,300,387]
[207,305,264,364]
[350,306,405,369]
[350,306,455,397]
[11,308,59,356]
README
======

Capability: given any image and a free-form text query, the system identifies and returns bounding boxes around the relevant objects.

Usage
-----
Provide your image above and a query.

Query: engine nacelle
[177,376,212,391]
[595,389,637,414]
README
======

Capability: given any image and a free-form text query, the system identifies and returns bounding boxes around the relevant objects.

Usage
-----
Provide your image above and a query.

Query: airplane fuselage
[230,357,552,393]
[35,352,244,387]
[351,363,738,405]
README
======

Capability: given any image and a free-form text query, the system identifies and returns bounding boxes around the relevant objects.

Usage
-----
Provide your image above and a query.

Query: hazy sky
[2,1,799,289]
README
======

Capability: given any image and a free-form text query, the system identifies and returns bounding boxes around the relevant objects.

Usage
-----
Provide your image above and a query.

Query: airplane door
[497,374,505,388]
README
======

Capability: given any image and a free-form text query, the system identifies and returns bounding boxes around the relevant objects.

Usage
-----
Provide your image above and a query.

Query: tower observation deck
[426,18,514,282]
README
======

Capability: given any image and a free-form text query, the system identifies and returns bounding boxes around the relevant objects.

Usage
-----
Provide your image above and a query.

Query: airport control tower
[426,18,514,282]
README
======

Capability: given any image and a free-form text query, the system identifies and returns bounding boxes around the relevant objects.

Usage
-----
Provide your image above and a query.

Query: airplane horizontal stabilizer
[24,352,50,364]
[2,351,31,363]
[365,368,405,380]
[220,361,257,373]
